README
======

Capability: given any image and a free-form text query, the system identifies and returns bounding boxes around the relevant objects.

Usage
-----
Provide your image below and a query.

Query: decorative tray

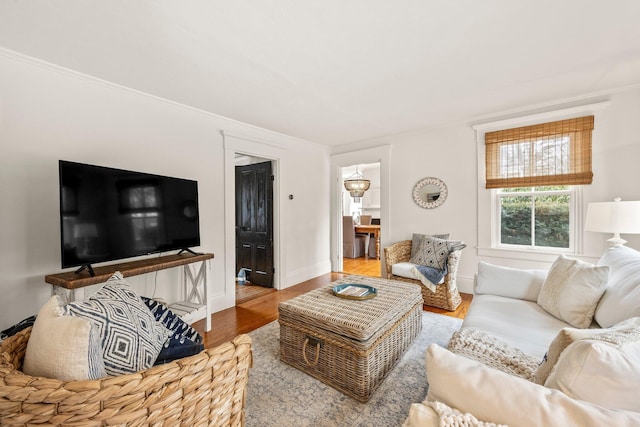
[332,283,377,300]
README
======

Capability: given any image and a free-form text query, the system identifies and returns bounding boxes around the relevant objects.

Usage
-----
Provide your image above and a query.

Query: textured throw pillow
[545,327,640,412]
[409,235,465,270]
[23,296,106,380]
[534,317,640,385]
[410,233,449,259]
[142,297,204,365]
[65,272,169,375]
[537,254,609,328]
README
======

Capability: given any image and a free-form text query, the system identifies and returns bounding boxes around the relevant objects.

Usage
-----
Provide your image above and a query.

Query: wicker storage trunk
[279,276,423,402]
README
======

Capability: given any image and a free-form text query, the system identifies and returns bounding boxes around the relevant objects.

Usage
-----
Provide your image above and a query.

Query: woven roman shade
[485,116,594,189]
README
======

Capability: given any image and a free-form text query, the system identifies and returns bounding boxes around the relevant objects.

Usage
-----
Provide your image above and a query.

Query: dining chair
[343,216,366,258]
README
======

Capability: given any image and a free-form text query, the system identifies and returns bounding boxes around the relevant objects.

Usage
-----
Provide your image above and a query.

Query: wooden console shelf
[45,253,214,289]
[45,252,214,331]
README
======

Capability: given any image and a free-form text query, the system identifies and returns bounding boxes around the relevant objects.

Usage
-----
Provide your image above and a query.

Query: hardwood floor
[193,257,472,349]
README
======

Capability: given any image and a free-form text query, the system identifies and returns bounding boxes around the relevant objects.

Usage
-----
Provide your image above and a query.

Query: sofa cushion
[545,329,640,412]
[475,262,547,302]
[537,254,608,328]
[535,317,640,385]
[23,296,106,381]
[595,245,640,328]
[462,294,568,359]
[392,262,445,284]
[425,344,640,427]
[65,272,169,375]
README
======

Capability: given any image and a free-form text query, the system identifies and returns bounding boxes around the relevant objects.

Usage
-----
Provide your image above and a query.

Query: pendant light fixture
[343,166,371,202]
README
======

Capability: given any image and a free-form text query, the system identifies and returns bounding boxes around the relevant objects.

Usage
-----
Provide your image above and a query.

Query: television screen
[59,160,200,269]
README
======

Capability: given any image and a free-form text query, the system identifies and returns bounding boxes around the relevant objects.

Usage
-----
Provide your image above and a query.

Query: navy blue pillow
[141,297,204,365]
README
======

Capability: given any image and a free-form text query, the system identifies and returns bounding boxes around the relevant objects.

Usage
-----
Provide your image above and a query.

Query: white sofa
[404,245,640,427]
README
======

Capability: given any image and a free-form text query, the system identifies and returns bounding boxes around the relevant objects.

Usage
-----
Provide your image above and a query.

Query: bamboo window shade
[485,115,594,189]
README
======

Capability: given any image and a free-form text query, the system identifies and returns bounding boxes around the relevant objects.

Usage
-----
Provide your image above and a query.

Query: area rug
[245,311,463,427]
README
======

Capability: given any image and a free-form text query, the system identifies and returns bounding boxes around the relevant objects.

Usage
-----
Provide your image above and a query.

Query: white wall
[336,87,640,293]
[0,50,331,330]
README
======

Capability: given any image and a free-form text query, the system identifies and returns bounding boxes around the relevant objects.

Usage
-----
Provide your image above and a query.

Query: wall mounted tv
[59,160,200,276]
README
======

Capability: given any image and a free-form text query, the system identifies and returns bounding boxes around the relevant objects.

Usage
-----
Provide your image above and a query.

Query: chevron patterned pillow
[65,272,169,375]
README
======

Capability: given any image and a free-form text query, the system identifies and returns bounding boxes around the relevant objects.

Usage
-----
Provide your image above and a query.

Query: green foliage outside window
[500,188,570,248]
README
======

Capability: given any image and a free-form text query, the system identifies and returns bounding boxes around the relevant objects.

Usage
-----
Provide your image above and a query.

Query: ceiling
[1,1,640,146]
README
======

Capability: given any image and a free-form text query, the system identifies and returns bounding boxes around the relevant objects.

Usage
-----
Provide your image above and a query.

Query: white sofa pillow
[23,295,106,381]
[475,262,547,302]
[595,245,640,328]
[425,344,640,427]
[537,254,609,328]
[535,317,640,385]
[545,327,640,412]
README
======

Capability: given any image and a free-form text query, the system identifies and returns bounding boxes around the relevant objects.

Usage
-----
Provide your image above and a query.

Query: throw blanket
[411,264,447,293]
[409,238,466,293]
[447,328,538,381]
[426,401,508,427]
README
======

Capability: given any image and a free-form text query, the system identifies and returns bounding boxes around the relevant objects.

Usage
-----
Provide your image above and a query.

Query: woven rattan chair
[0,328,252,426]
[383,240,462,311]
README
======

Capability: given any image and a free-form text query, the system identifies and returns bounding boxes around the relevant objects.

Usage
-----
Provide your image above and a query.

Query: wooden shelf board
[45,252,214,289]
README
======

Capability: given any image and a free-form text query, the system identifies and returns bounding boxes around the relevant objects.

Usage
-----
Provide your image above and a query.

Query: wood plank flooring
[193,257,472,349]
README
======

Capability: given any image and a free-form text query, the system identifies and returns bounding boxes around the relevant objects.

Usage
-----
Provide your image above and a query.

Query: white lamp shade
[585,200,640,234]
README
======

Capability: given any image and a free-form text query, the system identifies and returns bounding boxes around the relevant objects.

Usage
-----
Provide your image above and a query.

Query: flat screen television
[59,160,200,275]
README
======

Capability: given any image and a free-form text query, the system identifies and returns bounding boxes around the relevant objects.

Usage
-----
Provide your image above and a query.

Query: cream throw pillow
[425,344,640,427]
[23,295,106,381]
[537,254,609,328]
[534,317,640,385]
[545,331,640,412]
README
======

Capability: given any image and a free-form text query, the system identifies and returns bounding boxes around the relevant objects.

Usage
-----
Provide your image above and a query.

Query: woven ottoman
[278,275,423,402]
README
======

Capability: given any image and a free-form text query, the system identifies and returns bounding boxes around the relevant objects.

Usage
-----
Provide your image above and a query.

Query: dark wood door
[235,161,274,287]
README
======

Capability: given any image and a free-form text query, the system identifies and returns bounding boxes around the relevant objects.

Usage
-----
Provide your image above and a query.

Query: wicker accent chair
[0,328,252,426]
[383,240,462,311]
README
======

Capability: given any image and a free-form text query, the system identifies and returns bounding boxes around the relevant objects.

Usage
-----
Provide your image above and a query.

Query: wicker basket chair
[383,240,462,311]
[0,328,252,426]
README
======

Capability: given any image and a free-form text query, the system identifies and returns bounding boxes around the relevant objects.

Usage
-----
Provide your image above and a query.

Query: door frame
[223,132,283,306]
[330,145,391,274]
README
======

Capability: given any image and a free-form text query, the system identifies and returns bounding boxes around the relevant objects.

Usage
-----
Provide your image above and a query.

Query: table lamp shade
[585,199,640,246]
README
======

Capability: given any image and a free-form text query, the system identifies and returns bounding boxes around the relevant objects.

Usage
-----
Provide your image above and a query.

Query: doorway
[330,145,390,277]
[235,158,274,289]
[340,162,381,277]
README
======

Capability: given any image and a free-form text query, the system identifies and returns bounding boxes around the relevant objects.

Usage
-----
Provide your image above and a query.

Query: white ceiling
[2,1,640,146]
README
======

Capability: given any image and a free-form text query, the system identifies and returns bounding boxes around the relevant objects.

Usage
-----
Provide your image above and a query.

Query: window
[498,186,575,250]
[485,116,593,252]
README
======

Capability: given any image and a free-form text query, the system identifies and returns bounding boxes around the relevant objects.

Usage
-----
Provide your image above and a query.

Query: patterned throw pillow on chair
[65,272,169,375]
[410,235,465,271]
[410,233,449,260]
